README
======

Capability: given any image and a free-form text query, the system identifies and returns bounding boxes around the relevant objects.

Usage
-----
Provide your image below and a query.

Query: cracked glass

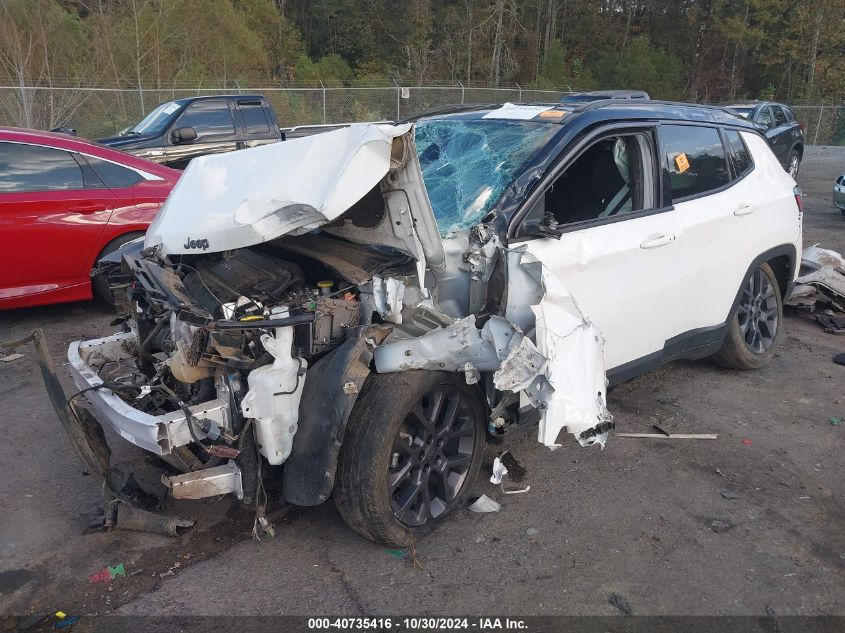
[415,119,559,235]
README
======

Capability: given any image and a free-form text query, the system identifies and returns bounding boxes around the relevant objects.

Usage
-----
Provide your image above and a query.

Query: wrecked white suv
[68,101,802,545]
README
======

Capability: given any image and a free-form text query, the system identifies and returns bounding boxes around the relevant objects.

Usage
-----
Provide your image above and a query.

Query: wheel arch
[282,324,392,506]
[91,229,146,270]
[726,244,796,323]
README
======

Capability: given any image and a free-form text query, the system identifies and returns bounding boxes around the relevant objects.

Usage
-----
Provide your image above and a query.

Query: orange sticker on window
[674,153,690,173]
[538,110,565,118]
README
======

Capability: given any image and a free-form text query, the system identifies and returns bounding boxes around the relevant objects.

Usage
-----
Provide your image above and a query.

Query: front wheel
[712,262,783,370]
[334,371,485,546]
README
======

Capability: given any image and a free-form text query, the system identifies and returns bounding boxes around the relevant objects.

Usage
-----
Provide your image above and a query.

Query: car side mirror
[171,127,197,143]
[519,211,562,240]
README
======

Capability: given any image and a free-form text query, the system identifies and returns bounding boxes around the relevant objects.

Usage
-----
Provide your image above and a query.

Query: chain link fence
[789,104,845,146]
[1,84,842,145]
[0,84,574,140]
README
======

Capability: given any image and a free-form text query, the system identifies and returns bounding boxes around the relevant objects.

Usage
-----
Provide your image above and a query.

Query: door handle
[69,203,107,214]
[733,203,756,216]
[640,233,677,249]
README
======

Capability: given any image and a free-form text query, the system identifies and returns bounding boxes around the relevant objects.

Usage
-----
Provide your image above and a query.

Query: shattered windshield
[415,118,559,235]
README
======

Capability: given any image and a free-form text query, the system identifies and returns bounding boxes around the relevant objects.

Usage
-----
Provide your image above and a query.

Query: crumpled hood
[145,123,414,255]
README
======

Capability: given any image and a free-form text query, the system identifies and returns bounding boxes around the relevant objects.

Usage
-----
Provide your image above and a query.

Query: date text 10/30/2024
[307,618,528,631]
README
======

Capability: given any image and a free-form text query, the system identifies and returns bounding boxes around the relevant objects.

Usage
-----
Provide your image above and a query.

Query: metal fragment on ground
[468,495,501,513]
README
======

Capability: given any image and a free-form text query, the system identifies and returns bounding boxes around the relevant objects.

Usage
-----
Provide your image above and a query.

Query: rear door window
[756,107,773,129]
[175,101,236,139]
[239,102,270,134]
[724,130,753,177]
[661,125,730,201]
[772,106,788,127]
[0,142,84,192]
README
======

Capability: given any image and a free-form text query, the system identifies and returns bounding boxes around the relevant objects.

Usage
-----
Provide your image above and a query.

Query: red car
[0,128,179,309]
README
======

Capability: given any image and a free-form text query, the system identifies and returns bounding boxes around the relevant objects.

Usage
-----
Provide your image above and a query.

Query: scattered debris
[816,312,845,334]
[786,245,845,317]
[385,549,406,558]
[616,432,717,439]
[716,468,726,478]
[710,519,736,533]
[608,593,633,615]
[720,490,740,500]
[89,563,126,584]
[741,438,753,446]
[469,495,501,513]
[490,454,531,494]
[111,503,195,537]
[526,527,539,536]
[490,456,508,485]
[0,353,24,362]
[53,615,80,629]
[830,417,842,426]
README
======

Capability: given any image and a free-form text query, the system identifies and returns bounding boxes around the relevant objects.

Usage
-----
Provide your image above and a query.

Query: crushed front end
[67,122,613,513]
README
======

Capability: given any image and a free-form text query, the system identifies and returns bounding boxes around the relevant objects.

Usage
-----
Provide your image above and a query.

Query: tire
[91,232,145,304]
[713,262,783,370]
[787,150,800,179]
[334,370,486,546]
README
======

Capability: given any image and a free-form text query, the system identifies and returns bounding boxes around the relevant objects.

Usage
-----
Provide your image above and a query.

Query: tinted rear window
[0,142,84,192]
[725,130,753,177]
[85,156,143,188]
[240,102,270,133]
[662,125,730,201]
[773,106,788,127]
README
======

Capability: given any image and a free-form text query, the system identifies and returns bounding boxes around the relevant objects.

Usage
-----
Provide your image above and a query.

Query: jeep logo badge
[183,237,209,250]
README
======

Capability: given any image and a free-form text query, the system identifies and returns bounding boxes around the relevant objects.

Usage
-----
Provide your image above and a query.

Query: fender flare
[729,243,797,312]
[282,324,392,506]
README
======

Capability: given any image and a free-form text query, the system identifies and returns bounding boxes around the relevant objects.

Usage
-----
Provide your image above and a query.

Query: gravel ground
[0,146,843,621]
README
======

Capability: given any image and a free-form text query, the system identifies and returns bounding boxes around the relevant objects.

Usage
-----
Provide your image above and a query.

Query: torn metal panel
[373,314,532,380]
[788,244,845,312]
[795,267,845,302]
[801,244,845,271]
[372,275,406,324]
[528,261,612,447]
[373,241,611,448]
[163,461,243,500]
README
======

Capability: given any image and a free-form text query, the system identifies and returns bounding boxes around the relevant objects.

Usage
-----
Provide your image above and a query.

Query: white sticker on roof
[482,103,552,120]
[162,103,180,114]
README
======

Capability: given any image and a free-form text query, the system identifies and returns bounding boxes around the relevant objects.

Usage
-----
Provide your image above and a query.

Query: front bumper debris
[68,332,230,455]
[2,329,195,536]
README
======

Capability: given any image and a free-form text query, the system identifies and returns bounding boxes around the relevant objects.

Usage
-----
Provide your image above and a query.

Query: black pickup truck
[97,95,283,169]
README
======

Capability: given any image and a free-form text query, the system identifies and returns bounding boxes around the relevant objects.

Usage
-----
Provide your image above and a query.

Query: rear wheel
[334,371,485,546]
[713,262,783,369]
[91,232,144,304]
[787,150,800,178]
